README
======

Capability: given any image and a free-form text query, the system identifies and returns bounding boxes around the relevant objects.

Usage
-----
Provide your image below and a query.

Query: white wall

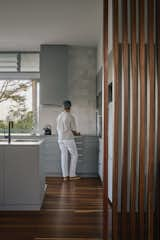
[97,0,113,71]
[39,105,61,135]
[97,0,114,203]
[39,46,97,136]
[97,0,104,181]
[97,0,103,72]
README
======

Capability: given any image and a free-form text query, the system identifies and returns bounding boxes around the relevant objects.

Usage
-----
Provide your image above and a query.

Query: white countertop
[0,139,44,146]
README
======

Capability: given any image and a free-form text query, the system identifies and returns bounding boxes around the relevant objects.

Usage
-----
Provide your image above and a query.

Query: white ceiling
[0,0,102,51]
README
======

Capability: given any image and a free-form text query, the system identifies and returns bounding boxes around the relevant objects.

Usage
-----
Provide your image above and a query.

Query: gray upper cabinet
[40,45,68,105]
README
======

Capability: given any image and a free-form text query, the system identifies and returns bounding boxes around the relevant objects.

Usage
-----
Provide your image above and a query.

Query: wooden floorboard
[34,238,101,240]
[0,177,106,240]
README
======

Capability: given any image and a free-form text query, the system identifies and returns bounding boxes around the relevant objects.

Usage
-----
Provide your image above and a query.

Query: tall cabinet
[40,45,68,105]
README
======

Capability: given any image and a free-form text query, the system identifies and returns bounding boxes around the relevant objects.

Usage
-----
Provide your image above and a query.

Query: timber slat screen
[103,0,159,239]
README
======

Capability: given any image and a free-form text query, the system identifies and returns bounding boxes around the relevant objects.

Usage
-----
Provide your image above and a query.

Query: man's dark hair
[63,100,72,109]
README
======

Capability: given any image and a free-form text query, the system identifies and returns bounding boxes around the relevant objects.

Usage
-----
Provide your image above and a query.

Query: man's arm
[72,130,80,136]
[71,115,80,136]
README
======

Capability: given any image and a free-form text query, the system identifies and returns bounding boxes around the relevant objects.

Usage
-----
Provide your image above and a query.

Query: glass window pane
[0,54,18,72]
[0,80,38,134]
[20,53,39,72]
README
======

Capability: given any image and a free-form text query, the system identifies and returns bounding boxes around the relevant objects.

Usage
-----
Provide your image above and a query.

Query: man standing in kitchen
[56,100,80,181]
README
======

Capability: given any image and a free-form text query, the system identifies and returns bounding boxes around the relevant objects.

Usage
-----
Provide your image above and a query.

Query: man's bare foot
[63,177,69,181]
[69,176,80,180]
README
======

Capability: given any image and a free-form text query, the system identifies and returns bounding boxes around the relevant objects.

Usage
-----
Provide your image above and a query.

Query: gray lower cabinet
[77,136,99,176]
[0,148,4,204]
[0,141,46,210]
[4,146,39,204]
[44,137,61,176]
[44,136,99,177]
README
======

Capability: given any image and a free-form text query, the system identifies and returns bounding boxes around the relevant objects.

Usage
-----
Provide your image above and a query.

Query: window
[0,53,40,72]
[20,53,39,72]
[0,80,39,134]
[0,54,18,72]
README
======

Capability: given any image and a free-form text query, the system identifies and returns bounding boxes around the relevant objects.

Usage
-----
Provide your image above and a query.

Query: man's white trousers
[58,139,78,177]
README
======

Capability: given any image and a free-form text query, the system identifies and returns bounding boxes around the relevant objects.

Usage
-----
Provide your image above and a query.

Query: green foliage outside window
[0,80,34,134]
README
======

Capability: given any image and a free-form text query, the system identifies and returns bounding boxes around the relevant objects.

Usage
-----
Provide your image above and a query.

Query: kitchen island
[0,139,46,210]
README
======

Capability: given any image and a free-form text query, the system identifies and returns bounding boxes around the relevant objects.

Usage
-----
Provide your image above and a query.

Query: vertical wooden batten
[130,0,138,239]
[139,0,145,239]
[121,0,129,238]
[147,0,155,239]
[112,0,119,239]
[103,0,108,210]
[103,0,108,239]
[156,0,160,238]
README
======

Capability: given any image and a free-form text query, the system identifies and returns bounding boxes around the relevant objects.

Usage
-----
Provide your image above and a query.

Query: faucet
[8,121,14,143]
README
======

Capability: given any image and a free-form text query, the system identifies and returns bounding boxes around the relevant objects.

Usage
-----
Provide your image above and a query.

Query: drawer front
[44,136,99,176]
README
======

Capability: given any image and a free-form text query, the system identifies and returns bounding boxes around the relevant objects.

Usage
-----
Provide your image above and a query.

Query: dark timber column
[147,0,155,239]
[130,0,138,239]
[112,0,119,239]
[121,0,129,239]
[103,0,108,239]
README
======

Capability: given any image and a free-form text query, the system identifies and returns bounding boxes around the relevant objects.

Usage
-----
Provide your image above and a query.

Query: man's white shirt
[56,111,77,141]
